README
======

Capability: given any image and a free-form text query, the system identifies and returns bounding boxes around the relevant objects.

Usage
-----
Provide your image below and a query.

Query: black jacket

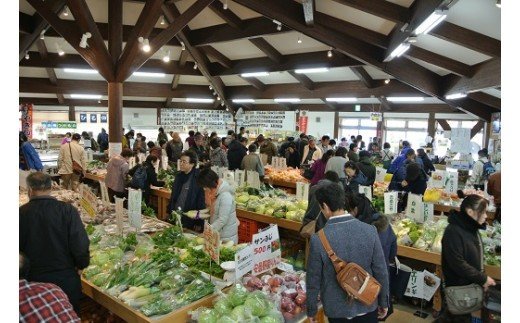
[129,162,165,204]
[285,150,301,168]
[167,168,205,214]
[442,210,487,287]
[357,157,376,186]
[419,154,436,176]
[403,162,428,195]
[20,196,90,277]
[189,145,209,163]
[301,180,341,233]
[227,140,247,170]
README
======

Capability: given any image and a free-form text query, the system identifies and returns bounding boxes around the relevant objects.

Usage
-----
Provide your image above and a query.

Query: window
[339,118,377,142]
[341,119,359,126]
[435,120,484,159]
[384,119,429,154]
[386,120,406,128]
[408,120,428,129]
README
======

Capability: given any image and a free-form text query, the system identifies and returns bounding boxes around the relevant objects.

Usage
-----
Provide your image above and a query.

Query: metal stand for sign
[414,299,429,319]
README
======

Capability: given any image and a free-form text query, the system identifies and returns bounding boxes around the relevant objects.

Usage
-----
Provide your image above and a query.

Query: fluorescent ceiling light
[389,42,410,59]
[64,68,99,74]
[445,93,467,100]
[294,67,329,74]
[232,99,255,103]
[274,98,300,103]
[326,97,357,103]
[133,72,166,77]
[414,10,448,35]
[241,72,269,77]
[387,97,424,102]
[186,98,214,103]
[70,94,102,99]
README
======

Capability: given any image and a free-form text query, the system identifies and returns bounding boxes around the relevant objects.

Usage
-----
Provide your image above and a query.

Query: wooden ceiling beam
[431,22,500,58]
[437,119,451,130]
[328,0,410,24]
[467,92,501,110]
[406,45,475,78]
[302,0,315,26]
[19,12,34,34]
[232,103,462,113]
[115,0,164,82]
[20,0,66,62]
[109,0,123,66]
[453,98,493,122]
[19,97,177,109]
[35,39,65,104]
[239,76,266,92]
[378,96,392,111]
[26,0,114,80]
[199,45,233,69]
[470,120,485,138]
[208,2,244,29]
[66,0,114,79]
[171,50,189,90]
[288,71,315,91]
[350,66,375,88]
[248,38,283,64]
[443,58,500,97]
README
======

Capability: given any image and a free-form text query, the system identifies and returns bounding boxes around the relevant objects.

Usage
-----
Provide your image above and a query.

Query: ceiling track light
[79,32,92,49]
[193,63,198,70]
[327,48,333,58]
[138,37,150,52]
[25,52,30,60]
[384,79,390,84]
[62,6,69,17]
[160,16,166,25]
[297,35,302,44]
[217,96,221,101]
[39,30,45,40]
[162,49,171,63]
[56,43,65,56]
[209,85,213,90]
[414,9,448,35]
[223,0,228,10]
[273,19,282,31]
[181,42,186,51]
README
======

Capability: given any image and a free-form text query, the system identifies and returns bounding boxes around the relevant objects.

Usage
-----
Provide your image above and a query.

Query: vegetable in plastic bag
[260,312,284,323]
[413,238,428,250]
[228,284,249,307]
[213,297,233,316]
[198,308,218,323]
[140,297,174,317]
[244,291,272,317]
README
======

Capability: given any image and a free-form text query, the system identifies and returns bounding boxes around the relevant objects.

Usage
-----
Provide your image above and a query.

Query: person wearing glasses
[167,150,205,231]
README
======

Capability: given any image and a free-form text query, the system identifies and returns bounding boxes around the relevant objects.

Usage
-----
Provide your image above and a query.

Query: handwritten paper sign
[246,170,261,189]
[235,170,246,187]
[223,171,235,187]
[359,185,372,201]
[405,270,425,299]
[161,155,168,171]
[296,182,310,201]
[203,221,221,264]
[235,244,254,280]
[431,171,447,188]
[375,167,387,183]
[252,225,282,275]
[129,157,136,170]
[384,191,398,215]
[423,203,434,223]
[128,189,142,230]
[98,180,110,205]
[115,197,124,235]
[80,184,97,218]
[444,172,458,194]
[450,128,471,154]
[406,193,424,223]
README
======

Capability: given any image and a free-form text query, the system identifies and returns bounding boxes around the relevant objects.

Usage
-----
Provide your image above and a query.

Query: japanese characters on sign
[246,170,261,189]
[99,180,110,205]
[406,193,424,223]
[375,167,387,183]
[252,225,282,275]
[296,182,310,201]
[444,172,458,194]
[358,185,372,201]
[128,189,142,230]
[203,222,221,264]
[384,191,398,215]
[405,270,424,299]
[235,244,254,280]
[80,184,97,218]
[43,166,60,177]
[234,170,245,187]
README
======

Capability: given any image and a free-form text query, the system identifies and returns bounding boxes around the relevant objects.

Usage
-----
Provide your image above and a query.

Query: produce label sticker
[98,180,110,205]
[296,182,310,201]
[375,167,387,183]
[444,172,458,194]
[235,170,246,187]
[115,197,124,235]
[246,170,261,189]
[384,192,398,215]
[405,270,425,299]
[252,225,282,276]
[235,244,254,280]
[203,221,221,264]
[422,203,434,223]
[431,171,447,188]
[128,189,142,230]
[276,262,294,273]
[80,184,97,218]
[406,193,424,223]
[161,155,168,171]
[421,270,441,301]
[359,185,372,201]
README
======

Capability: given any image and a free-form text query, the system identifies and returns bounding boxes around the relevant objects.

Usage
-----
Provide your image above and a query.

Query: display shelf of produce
[236,208,302,232]
[433,203,496,220]
[265,178,298,189]
[85,172,106,182]
[81,278,218,323]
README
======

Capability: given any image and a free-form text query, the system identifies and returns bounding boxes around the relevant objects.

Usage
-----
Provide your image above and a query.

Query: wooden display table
[264,177,299,194]
[151,187,172,221]
[81,278,218,323]
[236,208,302,232]
[84,172,106,182]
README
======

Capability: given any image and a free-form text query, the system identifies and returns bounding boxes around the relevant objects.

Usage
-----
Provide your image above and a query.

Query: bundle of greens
[152,226,187,249]
[87,160,106,171]
[180,246,236,278]
[157,169,176,190]
[142,202,156,218]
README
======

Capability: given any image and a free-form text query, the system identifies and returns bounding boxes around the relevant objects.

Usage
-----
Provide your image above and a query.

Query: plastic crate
[238,217,268,243]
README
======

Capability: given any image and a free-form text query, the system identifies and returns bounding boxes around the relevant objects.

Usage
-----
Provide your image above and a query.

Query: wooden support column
[157,107,161,126]
[334,111,340,139]
[427,113,436,138]
[68,105,75,121]
[295,110,300,132]
[108,82,123,156]
[484,122,492,149]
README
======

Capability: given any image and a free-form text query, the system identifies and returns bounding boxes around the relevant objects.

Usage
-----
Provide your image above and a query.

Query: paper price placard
[115,197,124,235]
[252,225,282,275]
[406,193,424,223]
[161,155,168,171]
[129,157,136,170]
[423,203,434,223]
[246,170,261,189]
[431,171,447,188]
[128,189,142,230]
[375,167,387,183]
[138,153,146,164]
[444,172,458,194]
[98,180,110,205]
[80,184,97,218]
[359,185,372,201]
[108,142,122,158]
[235,170,246,187]
[405,270,425,299]
[235,244,254,280]
[203,222,221,264]
[384,192,398,215]
[223,171,235,187]
[296,182,310,201]
[272,157,280,169]
[422,270,441,301]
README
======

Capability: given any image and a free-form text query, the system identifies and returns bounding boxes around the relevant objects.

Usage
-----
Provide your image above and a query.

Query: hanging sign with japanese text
[384,191,398,215]
[252,225,282,275]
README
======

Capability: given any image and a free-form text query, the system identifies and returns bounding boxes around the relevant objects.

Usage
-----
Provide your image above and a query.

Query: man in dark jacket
[128,155,165,205]
[227,137,248,170]
[186,130,196,148]
[417,148,435,176]
[19,172,90,313]
[189,134,210,164]
[97,128,109,152]
[357,150,376,185]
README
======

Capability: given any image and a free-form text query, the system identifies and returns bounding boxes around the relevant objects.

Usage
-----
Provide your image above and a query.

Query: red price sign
[251,225,281,275]
[203,222,221,264]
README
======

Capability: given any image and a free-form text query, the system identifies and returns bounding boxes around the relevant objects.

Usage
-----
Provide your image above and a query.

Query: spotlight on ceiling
[162,49,171,63]
[39,30,45,40]
[79,32,92,49]
[25,52,29,60]
[138,37,150,52]
[160,16,166,25]
[384,79,390,84]
[56,43,65,56]
[273,20,282,31]
[193,63,198,70]
[327,49,333,58]
[223,0,228,9]
[181,42,186,51]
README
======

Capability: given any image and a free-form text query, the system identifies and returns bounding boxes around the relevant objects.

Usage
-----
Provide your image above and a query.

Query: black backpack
[130,165,148,189]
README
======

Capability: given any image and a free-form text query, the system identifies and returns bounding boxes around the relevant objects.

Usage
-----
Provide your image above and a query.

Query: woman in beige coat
[58,133,86,191]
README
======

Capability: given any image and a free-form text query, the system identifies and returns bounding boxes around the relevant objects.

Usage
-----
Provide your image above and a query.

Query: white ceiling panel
[255,72,299,85]
[20,93,58,99]
[317,0,396,35]
[407,57,453,76]
[19,0,35,15]
[175,0,226,30]
[363,66,394,80]
[19,67,49,78]
[262,32,329,55]
[178,75,211,85]
[221,75,250,86]
[126,74,173,84]
[54,69,105,81]
[123,96,165,102]
[223,1,262,20]
[211,39,266,60]
[480,88,501,98]
[445,0,501,40]
[305,67,360,82]
[414,34,492,65]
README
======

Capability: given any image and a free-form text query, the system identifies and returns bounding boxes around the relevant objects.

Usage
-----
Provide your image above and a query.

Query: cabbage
[260,312,284,323]
[431,235,442,253]
[213,298,232,316]
[413,238,428,250]
[244,292,271,317]
[198,309,218,323]
[219,315,236,323]
[91,252,110,267]
[230,305,247,321]
[228,285,249,307]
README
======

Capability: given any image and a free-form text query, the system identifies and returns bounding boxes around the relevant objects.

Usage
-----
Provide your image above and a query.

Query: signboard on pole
[444,172,458,194]
[128,189,142,230]
[99,180,110,205]
[375,167,387,183]
[115,197,124,235]
[359,185,372,201]
[203,222,221,264]
[252,225,282,275]
[406,193,424,223]
[235,170,245,187]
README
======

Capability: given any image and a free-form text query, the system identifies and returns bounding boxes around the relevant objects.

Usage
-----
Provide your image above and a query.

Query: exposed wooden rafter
[443,59,501,96]
[35,39,65,104]
[431,22,500,58]
[239,76,266,92]
[199,45,233,69]
[406,45,475,78]
[301,0,315,26]
[208,1,244,29]
[248,38,283,64]
[288,71,315,91]
[350,66,375,88]
[109,0,123,66]
[329,0,410,24]
[467,92,501,110]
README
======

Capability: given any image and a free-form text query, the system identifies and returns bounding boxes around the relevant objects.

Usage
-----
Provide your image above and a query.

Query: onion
[295,292,307,305]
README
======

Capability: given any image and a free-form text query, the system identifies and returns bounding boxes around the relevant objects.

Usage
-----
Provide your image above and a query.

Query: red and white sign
[203,222,221,264]
[252,225,282,275]
[298,112,308,133]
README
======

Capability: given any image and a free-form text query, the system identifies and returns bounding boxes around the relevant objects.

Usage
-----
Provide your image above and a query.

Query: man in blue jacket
[387,141,412,174]
[19,132,43,171]
[306,183,390,322]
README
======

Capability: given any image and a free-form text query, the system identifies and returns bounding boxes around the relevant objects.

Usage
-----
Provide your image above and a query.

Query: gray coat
[306,215,390,319]
[212,181,239,243]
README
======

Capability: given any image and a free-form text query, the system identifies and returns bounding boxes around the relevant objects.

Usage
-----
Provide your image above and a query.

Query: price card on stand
[115,197,124,235]
[203,222,221,264]
[235,170,246,187]
[279,157,287,170]
[271,157,280,170]
[296,182,310,201]
[252,225,282,275]
[246,171,261,189]
[444,172,458,194]
[359,185,372,201]
[223,171,235,187]
[80,184,97,218]
[384,192,398,215]
[128,189,142,230]
[98,181,110,205]
[404,270,425,299]
[138,153,146,164]
[161,155,168,170]
[422,203,434,223]
[406,193,425,223]
[421,270,441,301]
[375,167,387,183]
[235,244,254,280]
[431,171,447,188]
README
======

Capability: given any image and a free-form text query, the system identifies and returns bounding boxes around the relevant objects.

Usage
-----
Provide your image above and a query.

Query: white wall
[306,112,335,138]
